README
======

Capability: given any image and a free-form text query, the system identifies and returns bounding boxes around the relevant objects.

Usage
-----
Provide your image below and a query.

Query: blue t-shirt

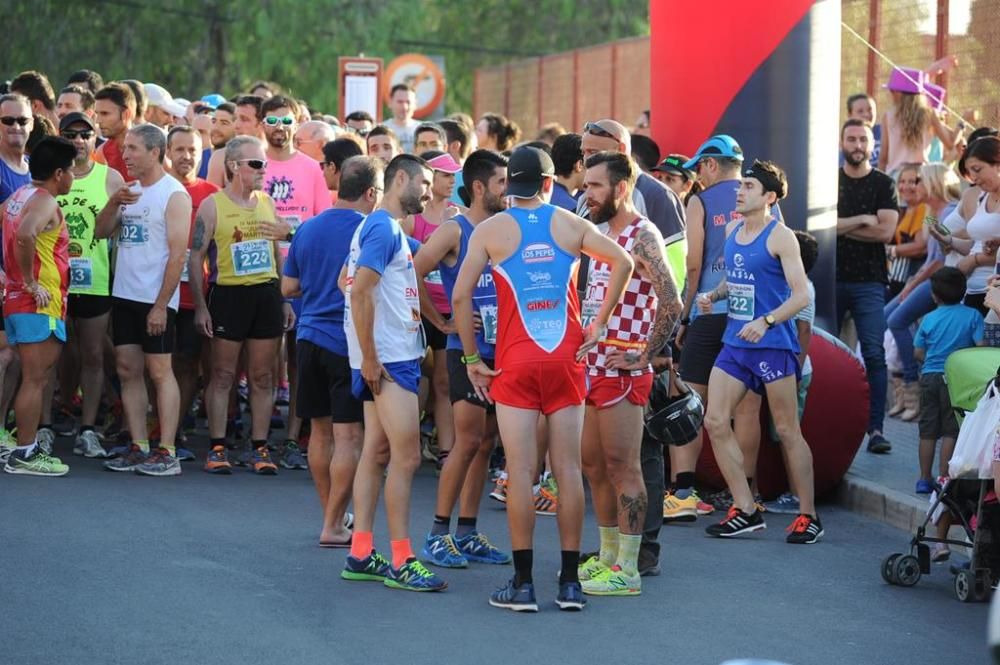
[914,303,984,374]
[284,208,366,356]
[198,148,212,180]
[551,182,579,212]
[0,159,30,205]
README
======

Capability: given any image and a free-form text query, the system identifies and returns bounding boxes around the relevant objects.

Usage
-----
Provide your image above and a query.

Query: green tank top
[57,162,111,296]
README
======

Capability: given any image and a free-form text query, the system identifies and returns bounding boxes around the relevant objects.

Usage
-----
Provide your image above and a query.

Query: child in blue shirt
[914,267,985,497]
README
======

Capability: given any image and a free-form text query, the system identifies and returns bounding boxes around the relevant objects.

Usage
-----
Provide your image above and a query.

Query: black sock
[559,550,580,585]
[676,472,695,490]
[252,439,268,450]
[80,425,94,434]
[210,437,226,448]
[430,515,450,536]
[456,516,476,539]
[512,549,533,587]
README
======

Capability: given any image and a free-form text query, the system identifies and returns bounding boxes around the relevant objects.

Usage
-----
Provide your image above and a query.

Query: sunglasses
[583,121,620,142]
[0,116,31,127]
[349,127,371,138]
[61,129,95,140]
[264,116,295,127]
[235,158,268,170]
[193,105,214,115]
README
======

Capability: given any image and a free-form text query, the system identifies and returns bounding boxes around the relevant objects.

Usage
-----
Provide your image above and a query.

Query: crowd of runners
[3,65,984,611]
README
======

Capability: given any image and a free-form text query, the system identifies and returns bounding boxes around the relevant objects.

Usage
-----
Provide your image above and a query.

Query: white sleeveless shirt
[112,173,188,310]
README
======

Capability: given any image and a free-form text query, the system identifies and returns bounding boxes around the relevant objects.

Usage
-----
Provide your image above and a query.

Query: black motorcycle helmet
[645,372,704,445]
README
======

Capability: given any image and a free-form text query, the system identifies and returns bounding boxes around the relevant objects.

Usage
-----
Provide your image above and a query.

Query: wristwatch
[764,314,777,329]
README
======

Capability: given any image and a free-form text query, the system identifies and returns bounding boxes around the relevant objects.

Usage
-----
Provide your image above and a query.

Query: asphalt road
[1,436,990,665]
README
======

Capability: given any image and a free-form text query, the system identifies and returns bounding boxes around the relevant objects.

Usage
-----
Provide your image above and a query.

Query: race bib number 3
[728,283,755,321]
[70,257,93,289]
[231,240,273,276]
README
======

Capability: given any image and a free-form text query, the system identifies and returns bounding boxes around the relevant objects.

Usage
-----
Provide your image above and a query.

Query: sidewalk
[835,416,937,532]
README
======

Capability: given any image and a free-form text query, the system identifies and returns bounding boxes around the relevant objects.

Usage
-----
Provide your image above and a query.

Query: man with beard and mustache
[166,126,219,461]
[577,151,681,596]
[196,102,236,180]
[340,154,449,593]
[413,150,512,570]
[836,118,899,454]
[206,98,262,187]
[188,136,291,476]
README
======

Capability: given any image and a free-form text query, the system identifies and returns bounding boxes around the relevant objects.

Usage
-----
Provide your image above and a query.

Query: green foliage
[5,0,647,116]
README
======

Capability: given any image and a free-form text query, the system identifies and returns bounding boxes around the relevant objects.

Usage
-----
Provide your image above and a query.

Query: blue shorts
[4,314,66,346]
[351,359,422,401]
[714,345,801,395]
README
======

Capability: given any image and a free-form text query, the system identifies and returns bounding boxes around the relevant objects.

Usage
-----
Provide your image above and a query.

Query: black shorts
[295,339,363,423]
[68,294,113,320]
[677,313,727,386]
[174,308,202,357]
[447,348,495,412]
[207,281,284,341]
[918,372,959,440]
[111,297,176,354]
[423,315,449,351]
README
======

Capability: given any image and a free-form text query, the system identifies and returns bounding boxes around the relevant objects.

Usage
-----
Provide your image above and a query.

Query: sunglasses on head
[583,121,620,141]
[1,116,31,127]
[193,104,214,115]
[264,116,295,127]
[235,158,267,170]
[61,129,95,140]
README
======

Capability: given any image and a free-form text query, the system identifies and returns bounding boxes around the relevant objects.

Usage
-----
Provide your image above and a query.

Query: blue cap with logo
[682,135,744,170]
[200,93,227,110]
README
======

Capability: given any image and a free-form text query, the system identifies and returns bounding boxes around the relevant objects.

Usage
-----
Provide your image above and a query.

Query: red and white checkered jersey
[582,216,659,377]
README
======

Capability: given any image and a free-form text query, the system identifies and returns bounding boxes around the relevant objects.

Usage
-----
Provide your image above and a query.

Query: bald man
[294,121,338,162]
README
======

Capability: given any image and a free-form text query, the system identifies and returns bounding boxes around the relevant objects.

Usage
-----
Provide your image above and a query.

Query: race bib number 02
[728,283,755,321]
[231,240,273,276]
[119,220,146,246]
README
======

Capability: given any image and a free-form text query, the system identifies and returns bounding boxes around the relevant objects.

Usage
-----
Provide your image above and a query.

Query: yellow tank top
[211,190,279,286]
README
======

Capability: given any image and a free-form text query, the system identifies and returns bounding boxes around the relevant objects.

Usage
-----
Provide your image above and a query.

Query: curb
[835,472,928,533]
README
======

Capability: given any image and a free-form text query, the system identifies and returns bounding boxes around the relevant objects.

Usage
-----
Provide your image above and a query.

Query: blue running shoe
[456,531,511,565]
[341,551,391,582]
[556,581,586,611]
[175,446,196,462]
[421,533,469,568]
[384,559,448,591]
[763,492,801,515]
[489,578,538,612]
[915,479,933,494]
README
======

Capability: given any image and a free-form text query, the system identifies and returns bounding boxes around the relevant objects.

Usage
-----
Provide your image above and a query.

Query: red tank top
[2,185,70,319]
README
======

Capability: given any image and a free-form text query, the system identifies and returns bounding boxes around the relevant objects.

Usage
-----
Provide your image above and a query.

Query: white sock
[15,441,38,456]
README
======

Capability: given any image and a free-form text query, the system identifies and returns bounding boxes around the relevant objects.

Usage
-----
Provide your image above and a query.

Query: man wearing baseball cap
[143,83,185,129]
[652,154,697,200]
[451,145,633,612]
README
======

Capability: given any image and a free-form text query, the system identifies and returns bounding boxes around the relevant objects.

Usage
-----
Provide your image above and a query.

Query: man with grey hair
[95,123,191,476]
[294,120,338,163]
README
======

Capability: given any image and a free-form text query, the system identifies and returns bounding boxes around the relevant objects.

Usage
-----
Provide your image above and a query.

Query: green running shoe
[4,446,69,477]
[577,554,609,582]
[581,565,641,596]
[384,559,447,592]
[341,551,392,582]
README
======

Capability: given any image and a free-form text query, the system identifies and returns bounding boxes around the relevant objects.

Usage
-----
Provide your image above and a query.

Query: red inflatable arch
[695,329,869,499]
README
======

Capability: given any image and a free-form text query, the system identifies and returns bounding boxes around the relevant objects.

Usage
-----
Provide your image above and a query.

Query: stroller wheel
[894,555,922,587]
[881,553,902,585]
[956,570,975,602]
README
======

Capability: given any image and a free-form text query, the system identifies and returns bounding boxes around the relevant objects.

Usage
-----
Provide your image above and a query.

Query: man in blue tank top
[698,160,823,544]
[412,150,512,569]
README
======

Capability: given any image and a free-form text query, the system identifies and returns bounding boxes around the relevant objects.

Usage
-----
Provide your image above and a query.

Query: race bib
[728,283,755,321]
[231,239,273,277]
[180,249,191,283]
[478,301,498,345]
[69,257,93,289]
[119,219,146,246]
[425,269,444,286]
[581,298,600,329]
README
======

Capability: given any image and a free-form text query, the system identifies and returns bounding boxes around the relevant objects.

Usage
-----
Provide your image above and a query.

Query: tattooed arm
[188,196,218,337]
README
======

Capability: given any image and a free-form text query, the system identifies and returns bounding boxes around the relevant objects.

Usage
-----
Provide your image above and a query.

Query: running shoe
[541,474,558,497]
[867,431,891,454]
[705,506,766,538]
[693,491,714,515]
[175,446,196,462]
[489,578,538,612]
[204,446,233,474]
[275,383,290,406]
[229,444,250,467]
[280,441,308,470]
[931,543,951,563]
[556,581,586,611]
[534,486,558,516]
[0,428,14,464]
[104,445,148,472]
[250,446,278,475]
[637,548,660,577]
[134,448,182,477]
[785,514,823,544]
[578,554,609,582]
[51,408,76,436]
[4,446,69,477]
[915,479,933,494]
[763,493,801,515]
[341,551,391,582]
[73,430,110,458]
[663,491,698,523]
[422,533,469,568]
[455,531,511,565]
[36,427,56,456]
[384,559,448,592]
[581,565,641,596]
[489,476,508,504]
[705,488,733,512]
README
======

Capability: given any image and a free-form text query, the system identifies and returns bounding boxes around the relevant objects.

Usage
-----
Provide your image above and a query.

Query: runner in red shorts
[577,152,682,596]
[451,146,633,612]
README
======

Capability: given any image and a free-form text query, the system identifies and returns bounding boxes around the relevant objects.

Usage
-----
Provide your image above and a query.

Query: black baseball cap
[59,112,96,132]
[653,154,695,180]
[507,146,555,199]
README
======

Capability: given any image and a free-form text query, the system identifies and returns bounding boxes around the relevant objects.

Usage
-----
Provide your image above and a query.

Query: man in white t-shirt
[383,84,420,154]
[95,124,191,477]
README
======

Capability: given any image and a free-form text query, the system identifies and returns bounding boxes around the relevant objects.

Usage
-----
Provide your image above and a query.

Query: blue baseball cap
[682,135,744,170]
[200,93,227,109]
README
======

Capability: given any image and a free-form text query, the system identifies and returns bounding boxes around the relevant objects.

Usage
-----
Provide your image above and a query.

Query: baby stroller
[881,347,1000,602]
